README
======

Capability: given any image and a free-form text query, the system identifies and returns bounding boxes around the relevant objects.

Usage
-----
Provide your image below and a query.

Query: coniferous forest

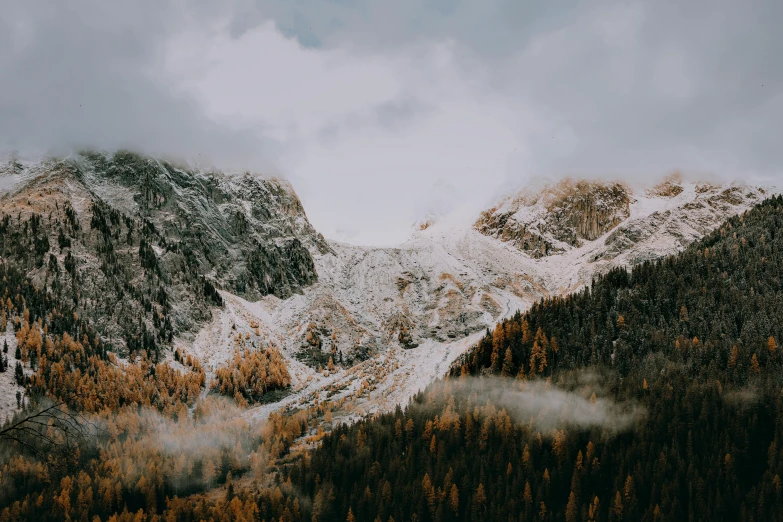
[2,195,783,520]
[3,1,780,520]
[281,195,783,522]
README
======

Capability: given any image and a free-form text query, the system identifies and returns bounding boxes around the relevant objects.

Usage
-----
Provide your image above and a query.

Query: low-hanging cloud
[723,387,760,409]
[430,374,645,435]
[90,396,266,493]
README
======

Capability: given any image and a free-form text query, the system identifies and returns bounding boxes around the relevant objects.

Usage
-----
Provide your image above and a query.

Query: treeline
[0,358,322,521]
[277,195,783,521]
[0,266,301,521]
[0,396,319,521]
[283,376,782,521]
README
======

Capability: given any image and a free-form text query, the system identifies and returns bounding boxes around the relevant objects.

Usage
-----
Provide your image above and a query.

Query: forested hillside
[0,152,323,357]
[279,195,783,522]
[0,154,311,520]
[3,194,783,521]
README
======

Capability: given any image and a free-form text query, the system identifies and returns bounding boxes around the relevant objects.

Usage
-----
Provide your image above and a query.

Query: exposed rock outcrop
[474,179,631,257]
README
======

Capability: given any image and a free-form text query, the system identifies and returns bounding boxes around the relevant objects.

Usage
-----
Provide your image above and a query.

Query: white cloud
[164,25,523,244]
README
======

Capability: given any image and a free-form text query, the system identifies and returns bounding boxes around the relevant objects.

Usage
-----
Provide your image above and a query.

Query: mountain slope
[179,174,770,421]
[475,178,632,256]
[0,155,779,520]
[0,151,325,355]
[275,195,783,522]
[1,156,771,423]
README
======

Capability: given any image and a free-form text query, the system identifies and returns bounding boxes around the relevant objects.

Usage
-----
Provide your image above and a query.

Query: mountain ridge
[0,155,775,423]
[181,171,774,421]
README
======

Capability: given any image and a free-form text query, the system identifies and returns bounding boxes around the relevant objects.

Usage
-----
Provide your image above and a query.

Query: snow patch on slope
[0,324,23,423]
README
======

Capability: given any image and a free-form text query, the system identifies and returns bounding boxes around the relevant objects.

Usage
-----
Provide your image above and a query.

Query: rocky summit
[475,179,632,257]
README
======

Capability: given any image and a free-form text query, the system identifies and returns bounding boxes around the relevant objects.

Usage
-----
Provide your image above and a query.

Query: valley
[163,168,771,424]
[0,152,778,521]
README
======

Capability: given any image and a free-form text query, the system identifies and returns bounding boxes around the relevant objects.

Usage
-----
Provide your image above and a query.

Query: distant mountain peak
[473,176,768,261]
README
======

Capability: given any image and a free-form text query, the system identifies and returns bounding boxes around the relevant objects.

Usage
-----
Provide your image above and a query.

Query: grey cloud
[243,0,783,180]
[237,0,579,57]
[1,0,780,247]
[315,94,431,145]
[496,0,783,178]
[373,96,432,132]
[0,1,278,170]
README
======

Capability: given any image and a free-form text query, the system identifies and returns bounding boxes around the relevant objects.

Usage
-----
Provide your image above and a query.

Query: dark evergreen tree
[14,361,24,385]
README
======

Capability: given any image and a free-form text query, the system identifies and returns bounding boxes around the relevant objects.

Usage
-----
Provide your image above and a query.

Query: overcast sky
[1,1,781,245]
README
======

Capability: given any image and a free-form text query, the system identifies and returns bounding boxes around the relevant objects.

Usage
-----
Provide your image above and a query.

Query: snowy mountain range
[0,154,773,422]
[181,172,772,421]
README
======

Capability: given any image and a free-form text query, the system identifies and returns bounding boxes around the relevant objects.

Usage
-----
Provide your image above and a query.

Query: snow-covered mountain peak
[473,176,770,261]
[474,178,632,257]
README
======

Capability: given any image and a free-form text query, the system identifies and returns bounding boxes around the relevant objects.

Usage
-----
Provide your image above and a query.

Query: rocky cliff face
[472,176,768,266]
[594,179,768,265]
[474,179,632,257]
[0,151,325,353]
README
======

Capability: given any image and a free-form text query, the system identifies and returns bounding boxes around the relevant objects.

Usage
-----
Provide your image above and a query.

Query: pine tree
[611,490,624,521]
[751,353,761,374]
[14,361,24,385]
[588,497,600,522]
[449,484,459,516]
[538,347,548,374]
[566,492,578,522]
[225,472,234,501]
[523,481,533,506]
[491,324,505,371]
[728,345,739,369]
[423,473,436,515]
[501,347,514,377]
[529,341,541,376]
[475,483,486,510]
[521,320,531,344]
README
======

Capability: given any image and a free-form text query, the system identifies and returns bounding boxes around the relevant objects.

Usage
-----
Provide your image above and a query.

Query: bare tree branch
[0,392,101,467]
